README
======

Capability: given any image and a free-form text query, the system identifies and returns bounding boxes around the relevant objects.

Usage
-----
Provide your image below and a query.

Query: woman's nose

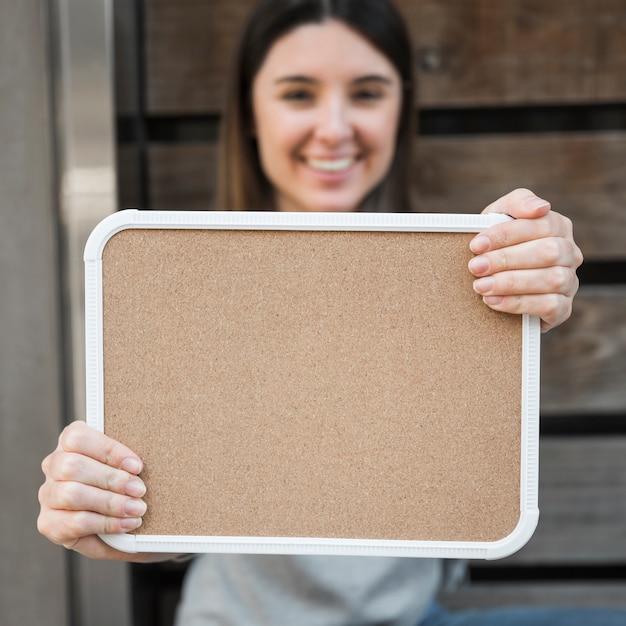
[314,97,353,144]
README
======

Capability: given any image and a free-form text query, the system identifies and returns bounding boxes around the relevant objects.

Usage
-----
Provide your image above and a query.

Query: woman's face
[252,19,403,213]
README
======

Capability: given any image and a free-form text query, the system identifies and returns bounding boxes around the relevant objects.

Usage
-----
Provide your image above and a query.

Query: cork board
[85,210,540,559]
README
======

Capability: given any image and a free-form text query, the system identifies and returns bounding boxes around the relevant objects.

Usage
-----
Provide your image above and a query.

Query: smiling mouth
[306,157,356,173]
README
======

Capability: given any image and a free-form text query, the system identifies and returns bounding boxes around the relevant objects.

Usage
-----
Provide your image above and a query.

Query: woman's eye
[352,89,384,102]
[282,90,314,103]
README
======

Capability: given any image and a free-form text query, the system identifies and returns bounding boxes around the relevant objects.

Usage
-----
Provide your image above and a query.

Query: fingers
[473,265,579,299]
[39,470,146,520]
[474,293,573,333]
[37,421,148,559]
[469,237,582,282]
[45,446,145,498]
[471,209,576,256]
[469,189,584,332]
[481,187,552,220]
[37,480,146,556]
[58,420,143,474]
[37,496,143,547]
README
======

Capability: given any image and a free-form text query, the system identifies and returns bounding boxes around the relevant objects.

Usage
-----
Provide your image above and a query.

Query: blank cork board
[85,210,540,559]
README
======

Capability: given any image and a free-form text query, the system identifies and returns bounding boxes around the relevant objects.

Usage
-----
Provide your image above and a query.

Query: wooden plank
[145,133,626,260]
[415,132,626,261]
[148,143,218,210]
[492,437,626,565]
[595,0,626,101]
[143,0,626,113]
[541,288,626,416]
[444,438,626,607]
[396,0,626,106]
[145,0,256,114]
[440,583,626,610]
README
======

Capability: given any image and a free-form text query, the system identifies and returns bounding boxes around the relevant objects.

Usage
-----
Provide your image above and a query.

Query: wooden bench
[113,1,626,622]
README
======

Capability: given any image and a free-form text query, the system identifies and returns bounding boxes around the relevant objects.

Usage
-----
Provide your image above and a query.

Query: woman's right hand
[37,420,153,562]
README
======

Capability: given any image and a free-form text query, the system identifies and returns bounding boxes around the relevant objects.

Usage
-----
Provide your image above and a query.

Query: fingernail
[125,499,147,517]
[121,458,142,474]
[125,478,146,498]
[120,517,143,531]
[524,196,550,212]
[484,295,504,306]
[473,277,494,294]
[468,256,489,275]
[470,236,490,254]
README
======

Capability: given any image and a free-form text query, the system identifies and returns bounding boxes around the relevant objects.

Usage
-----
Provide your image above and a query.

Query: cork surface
[102,228,523,542]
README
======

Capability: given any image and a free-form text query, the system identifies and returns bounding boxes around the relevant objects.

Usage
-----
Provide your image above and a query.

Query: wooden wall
[113,1,626,623]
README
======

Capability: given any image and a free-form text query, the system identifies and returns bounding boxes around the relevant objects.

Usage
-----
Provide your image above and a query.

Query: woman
[39,1,615,625]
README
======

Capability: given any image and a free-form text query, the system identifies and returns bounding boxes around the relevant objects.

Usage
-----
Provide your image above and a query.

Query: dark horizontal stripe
[577,261,626,286]
[117,114,221,143]
[116,104,626,144]
[540,414,626,437]
[419,103,626,135]
[470,564,626,582]
[131,561,190,584]
[133,560,626,589]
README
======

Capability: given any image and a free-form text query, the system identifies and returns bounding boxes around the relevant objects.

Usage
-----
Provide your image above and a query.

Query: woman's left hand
[468,188,584,333]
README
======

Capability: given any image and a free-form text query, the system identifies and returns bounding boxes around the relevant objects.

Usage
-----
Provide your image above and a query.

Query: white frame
[85,210,540,560]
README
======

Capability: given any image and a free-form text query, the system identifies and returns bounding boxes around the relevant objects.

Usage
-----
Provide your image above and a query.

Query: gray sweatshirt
[175,554,446,625]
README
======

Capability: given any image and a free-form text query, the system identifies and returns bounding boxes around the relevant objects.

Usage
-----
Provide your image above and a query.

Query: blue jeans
[420,602,626,626]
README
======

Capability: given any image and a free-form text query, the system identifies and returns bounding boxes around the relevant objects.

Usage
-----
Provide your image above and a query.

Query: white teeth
[307,157,354,172]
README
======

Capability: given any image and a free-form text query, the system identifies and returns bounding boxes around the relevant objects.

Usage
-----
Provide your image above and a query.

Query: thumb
[482,188,551,220]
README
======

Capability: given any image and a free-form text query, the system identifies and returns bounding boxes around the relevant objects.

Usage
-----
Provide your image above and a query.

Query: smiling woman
[36,1,598,625]
[219,0,415,213]
[251,21,402,212]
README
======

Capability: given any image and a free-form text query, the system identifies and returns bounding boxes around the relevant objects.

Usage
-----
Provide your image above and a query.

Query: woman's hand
[469,188,584,332]
[38,421,159,562]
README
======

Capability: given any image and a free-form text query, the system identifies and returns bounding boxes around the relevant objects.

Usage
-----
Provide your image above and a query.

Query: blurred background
[1,1,625,625]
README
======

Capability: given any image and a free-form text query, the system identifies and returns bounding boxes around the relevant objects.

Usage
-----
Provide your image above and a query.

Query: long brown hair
[218,0,415,213]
